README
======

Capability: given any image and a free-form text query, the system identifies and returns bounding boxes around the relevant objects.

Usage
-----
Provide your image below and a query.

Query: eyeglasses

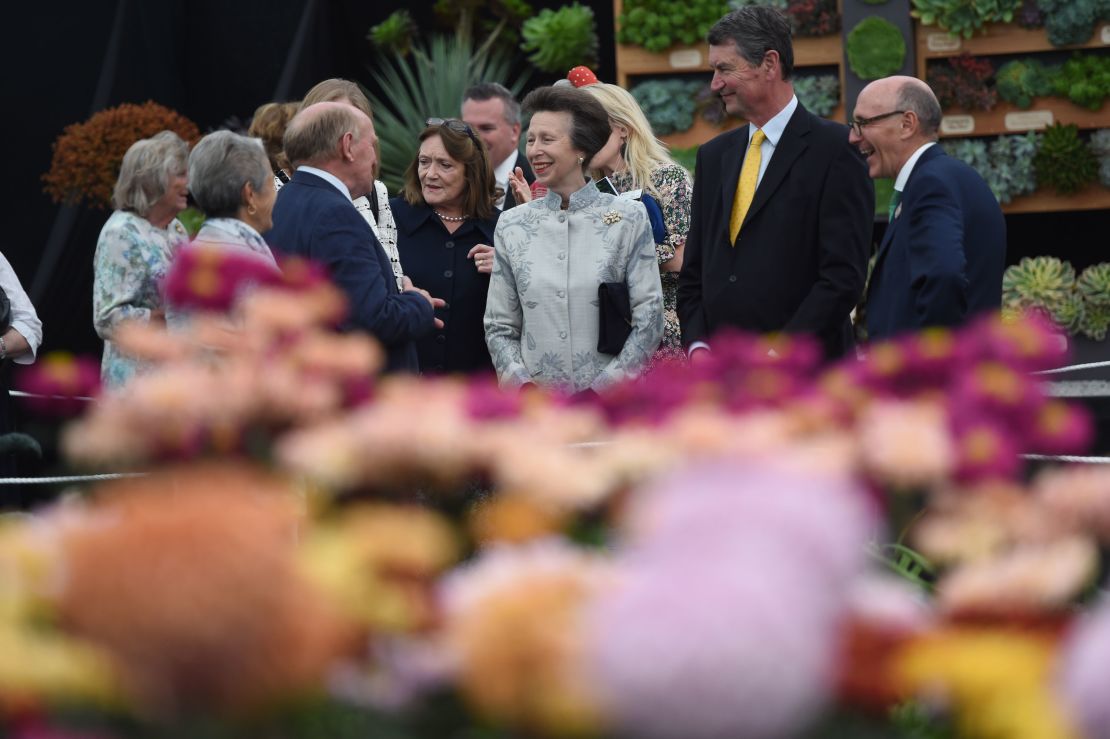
[426,117,482,150]
[849,110,906,137]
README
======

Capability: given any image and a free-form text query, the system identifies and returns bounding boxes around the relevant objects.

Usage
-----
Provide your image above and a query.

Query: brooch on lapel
[602,210,622,225]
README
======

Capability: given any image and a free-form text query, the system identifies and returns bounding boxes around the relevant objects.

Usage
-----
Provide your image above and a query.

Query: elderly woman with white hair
[186,130,279,267]
[92,130,190,389]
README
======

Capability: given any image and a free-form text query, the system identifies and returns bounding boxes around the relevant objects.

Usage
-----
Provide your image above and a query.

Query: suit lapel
[872,145,945,271]
[741,106,810,229]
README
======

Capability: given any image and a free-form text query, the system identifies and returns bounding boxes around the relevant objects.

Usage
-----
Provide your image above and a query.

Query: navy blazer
[502,153,535,210]
[266,170,434,372]
[392,198,499,375]
[677,104,874,359]
[865,145,1006,341]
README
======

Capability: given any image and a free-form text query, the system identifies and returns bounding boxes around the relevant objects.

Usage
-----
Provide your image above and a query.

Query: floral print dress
[93,210,188,389]
[609,162,692,360]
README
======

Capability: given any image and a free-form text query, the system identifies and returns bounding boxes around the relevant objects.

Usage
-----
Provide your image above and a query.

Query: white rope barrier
[1023,454,1110,464]
[1034,360,1110,376]
[8,390,95,402]
[0,472,146,485]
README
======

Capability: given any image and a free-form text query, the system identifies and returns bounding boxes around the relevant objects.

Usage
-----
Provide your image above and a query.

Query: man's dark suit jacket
[866,145,1005,341]
[267,169,433,372]
[502,152,535,210]
[677,104,874,358]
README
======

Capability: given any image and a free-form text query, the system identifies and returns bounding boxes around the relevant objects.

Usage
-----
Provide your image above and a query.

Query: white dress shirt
[0,252,42,363]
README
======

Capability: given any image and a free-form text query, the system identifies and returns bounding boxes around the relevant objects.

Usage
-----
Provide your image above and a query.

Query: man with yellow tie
[677,5,874,360]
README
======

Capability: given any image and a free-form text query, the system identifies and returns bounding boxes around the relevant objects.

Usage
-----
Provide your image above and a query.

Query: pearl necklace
[434,209,468,222]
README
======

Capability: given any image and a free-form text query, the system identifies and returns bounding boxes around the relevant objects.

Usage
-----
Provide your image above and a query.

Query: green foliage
[432,0,534,51]
[994,58,1056,108]
[520,3,599,73]
[1034,123,1098,195]
[367,10,418,56]
[1051,54,1110,111]
[1078,263,1110,340]
[1035,0,1106,47]
[670,145,699,175]
[1088,128,1110,187]
[177,206,206,237]
[888,701,957,739]
[846,17,907,80]
[367,35,530,193]
[631,78,704,135]
[874,177,895,219]
[947,132,1039,203]
[1002,256,1083,332]
[911,0,1021,38]
[793,73,840,116]
[618,0,729,52]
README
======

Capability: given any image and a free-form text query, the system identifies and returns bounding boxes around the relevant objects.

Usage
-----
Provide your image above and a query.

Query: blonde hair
[583,82,678,199]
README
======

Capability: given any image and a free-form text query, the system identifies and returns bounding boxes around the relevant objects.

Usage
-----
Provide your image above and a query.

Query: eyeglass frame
[848,110,906,137]
[426,117,483,150]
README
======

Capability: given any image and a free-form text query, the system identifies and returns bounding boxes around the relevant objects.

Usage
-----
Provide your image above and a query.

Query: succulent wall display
[1078,263,1110,340]
[1034,123,1099,195]
[793,73,841,117]
[846,17,907,80]
[1051,54,1110,111]
[946,132,1040,203]
[995,58,1056,109]
[617,0,728,52]
[1088,128,1110,187]
[520,3,599,73]
[911,0,1022,39]
[1016,0,1046,28]
[787,0,840,37]
[631,78,704,135]
[1001,256,1083,332]
[927,54,998,111]
[1035,0,1110,47]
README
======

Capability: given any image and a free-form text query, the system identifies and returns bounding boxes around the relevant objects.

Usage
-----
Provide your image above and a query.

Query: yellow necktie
[729,128,766,245]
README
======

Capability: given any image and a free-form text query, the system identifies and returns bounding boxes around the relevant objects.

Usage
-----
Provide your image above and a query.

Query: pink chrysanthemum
[16,352,100,416]
[162,244,279,312]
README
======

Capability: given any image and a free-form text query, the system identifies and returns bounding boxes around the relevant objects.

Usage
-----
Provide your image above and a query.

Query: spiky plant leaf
[1033,123,1098,195]
[366,35,530,193]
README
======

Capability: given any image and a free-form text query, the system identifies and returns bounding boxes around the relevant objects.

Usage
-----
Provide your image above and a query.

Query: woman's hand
[469,244,495,274]
[508,167,532,205]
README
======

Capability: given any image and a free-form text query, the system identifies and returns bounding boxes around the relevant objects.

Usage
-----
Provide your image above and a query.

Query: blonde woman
[583,81,692,361]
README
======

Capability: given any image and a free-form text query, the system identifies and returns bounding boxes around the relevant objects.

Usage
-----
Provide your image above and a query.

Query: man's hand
[404,277,446,329]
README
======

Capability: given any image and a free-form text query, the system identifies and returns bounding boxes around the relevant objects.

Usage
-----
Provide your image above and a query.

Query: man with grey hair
[268,101,441,372]
[677,5,873,360]
[850,75,1005,340]
[461,82,534,208]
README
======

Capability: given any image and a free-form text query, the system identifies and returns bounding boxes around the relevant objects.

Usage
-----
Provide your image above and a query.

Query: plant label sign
[941,115,975,135]
[1004,110,1053,131]
[1101,25,1110,44]
[927,33,962,53]
[668,49,702,69]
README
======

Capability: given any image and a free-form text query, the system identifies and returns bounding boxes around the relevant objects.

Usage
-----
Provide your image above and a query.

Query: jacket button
[445,241,455,249]
[557,290,565,298]
[728,275,737,283]
[558,213,566,223]
[444,270,453,278]
[558,253,566,260]
[436,334,446,343]
[559,331,567,339]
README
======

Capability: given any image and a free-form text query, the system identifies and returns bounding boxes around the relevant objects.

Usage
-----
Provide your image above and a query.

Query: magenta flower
[952,417,1022,483]
[16,352,101,416]
[162,244,279,312]
[1025,399,1094,455]
[969,312,1069,373]
[950,361,1044,428]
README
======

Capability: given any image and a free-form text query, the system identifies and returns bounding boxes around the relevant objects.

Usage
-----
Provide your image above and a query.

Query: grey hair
[283,103,363,168]
[462,82,522,127]
[187,131,270,218]
[707,5,795,80]
[111,131,189,216]
[897,81,943,138]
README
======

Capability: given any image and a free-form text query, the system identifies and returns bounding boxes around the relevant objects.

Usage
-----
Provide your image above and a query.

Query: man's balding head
[283,102,369,168]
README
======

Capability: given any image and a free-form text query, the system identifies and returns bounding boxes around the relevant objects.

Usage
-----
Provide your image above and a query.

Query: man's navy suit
[267,170,433,372]
[865,145,1005,341]
[677,104,874,359]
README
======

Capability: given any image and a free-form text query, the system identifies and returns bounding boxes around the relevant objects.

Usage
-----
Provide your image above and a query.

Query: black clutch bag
[0,286,10,335]
[597,281,632,355]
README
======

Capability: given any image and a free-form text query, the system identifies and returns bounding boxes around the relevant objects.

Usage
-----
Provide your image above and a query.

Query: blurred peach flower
[1034,466,1110,541]
[857,399,955,489]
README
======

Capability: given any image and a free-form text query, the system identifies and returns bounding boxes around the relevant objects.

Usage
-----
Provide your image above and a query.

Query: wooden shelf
[1002,183,1110,214]
[657,101,846,150]
[938,97,1109,137]
[915,21,1110,77]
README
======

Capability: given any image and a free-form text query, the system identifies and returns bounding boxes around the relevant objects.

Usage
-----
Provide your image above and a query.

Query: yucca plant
[367,35,530,192]
[1001,256,1083,332]
[1078,263,1110,340]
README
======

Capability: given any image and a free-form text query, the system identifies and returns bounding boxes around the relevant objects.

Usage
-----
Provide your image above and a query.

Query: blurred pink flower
[1025,400,1094,456]
[952,418,1022,483]
[1057,596,1110,738]
[16,352,100,416]
[857,399,955,489]
[162,244,279,312]
[970,313,1069,373]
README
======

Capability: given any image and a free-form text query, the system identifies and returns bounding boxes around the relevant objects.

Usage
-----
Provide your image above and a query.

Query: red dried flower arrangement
[787,0,841,38]
[42,101,201,210]
[927,53,998,112]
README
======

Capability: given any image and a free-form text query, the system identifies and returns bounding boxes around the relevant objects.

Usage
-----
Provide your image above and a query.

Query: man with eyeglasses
[461,83,535,209]
[678,5,873,361]
[850,76,1004,341]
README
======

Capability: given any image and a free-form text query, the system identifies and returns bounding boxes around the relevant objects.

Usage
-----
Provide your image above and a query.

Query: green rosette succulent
[995,59,1057,109]
[1034,123,1099,195]
[911,0,1021,39]
[631,79,703,135]
[949,133,1039,203]
[1002,257,1081,331]
[1089,129,1110,187]
[520,3,598,73]
[846,18,906,79]
[1078,264,1110,339]
[1036,0,1102,47]
[793,74,840,117]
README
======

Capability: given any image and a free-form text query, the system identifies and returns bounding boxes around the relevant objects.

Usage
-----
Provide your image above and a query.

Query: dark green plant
[367,35,529,192]
[995,58,1056,108]
[618,0,728,52]
[1088,128,1110,187]
[793,74,840,117]
[1002,256,1083,332]
[520,3,599,73]
[367,10,418,56]
[1035,0,1106,47]
[670,145,699,175]
[432,0,534,52]
[927,54,997,111]
[948,132,1039,203]
[1078,263,1110,340]
[911,0,1022,38]
[846,18,906,80]
[1051,54,1110,111]
[1017,0,1045,27]
[631,78,703,134]
[1034,123,1099,195]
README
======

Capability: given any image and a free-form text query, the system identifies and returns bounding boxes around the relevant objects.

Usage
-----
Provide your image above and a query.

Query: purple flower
[1057,597,1110,736]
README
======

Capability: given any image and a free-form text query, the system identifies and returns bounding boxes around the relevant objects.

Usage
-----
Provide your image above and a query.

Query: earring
[247,205,257,216]
[577,156,585,164]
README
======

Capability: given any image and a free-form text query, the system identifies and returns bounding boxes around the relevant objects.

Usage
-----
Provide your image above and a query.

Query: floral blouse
[92,210,188,389]
[485,181,664,393]
[610,162,692,358]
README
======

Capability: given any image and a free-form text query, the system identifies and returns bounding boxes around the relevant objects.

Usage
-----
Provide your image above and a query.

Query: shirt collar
[894,142,937,192]
[749,95,798,148]
[297,165,352,200]
[493,151,518,186]
[538,180,601,212]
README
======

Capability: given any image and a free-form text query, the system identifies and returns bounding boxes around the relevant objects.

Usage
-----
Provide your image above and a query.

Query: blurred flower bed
[5,248,1110,738]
